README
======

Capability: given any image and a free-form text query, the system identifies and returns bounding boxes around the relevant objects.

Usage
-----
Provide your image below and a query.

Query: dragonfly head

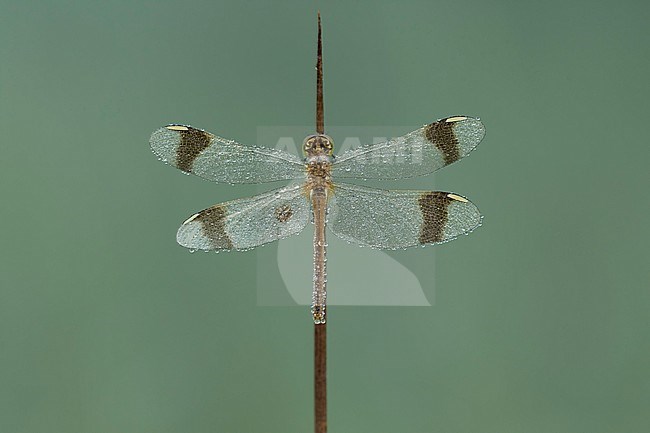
[303,134,334,157]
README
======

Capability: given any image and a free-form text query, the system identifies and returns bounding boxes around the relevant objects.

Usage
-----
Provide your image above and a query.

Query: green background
[1,1,648,432]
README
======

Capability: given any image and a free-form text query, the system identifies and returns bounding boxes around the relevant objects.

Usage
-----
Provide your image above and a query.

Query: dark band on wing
[174,126,214,172]
[196,205,233,249]
[418,192,451,244]
[424,119,460,165]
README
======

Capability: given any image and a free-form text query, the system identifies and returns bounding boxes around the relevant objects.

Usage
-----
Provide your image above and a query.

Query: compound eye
[302,135,319,152]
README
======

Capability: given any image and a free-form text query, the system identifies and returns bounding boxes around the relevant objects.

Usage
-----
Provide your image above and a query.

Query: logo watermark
[255,125,435,307]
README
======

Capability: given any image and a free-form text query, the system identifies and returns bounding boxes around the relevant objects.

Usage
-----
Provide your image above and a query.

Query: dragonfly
[149,19,485,325]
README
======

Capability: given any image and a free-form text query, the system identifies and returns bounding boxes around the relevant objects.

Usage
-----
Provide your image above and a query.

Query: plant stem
[314,323,327,433]
[314,12,327,433]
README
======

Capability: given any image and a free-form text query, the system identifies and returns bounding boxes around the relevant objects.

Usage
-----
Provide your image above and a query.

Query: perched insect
[149,17,484,325]
[150,114,484,323]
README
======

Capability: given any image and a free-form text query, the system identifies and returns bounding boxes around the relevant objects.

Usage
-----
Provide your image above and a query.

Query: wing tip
[448,115,486,152]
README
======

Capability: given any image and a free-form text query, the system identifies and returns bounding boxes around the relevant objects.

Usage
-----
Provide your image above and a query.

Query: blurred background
[1,1,648,432]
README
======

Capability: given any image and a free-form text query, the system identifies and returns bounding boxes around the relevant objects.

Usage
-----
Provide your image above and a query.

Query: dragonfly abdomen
[311,187,328,324]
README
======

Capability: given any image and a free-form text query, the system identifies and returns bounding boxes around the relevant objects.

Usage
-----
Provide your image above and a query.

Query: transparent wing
[328,183,481,249]
[177,183,310,251]
[331,116,484,180]
[150,125,306,183]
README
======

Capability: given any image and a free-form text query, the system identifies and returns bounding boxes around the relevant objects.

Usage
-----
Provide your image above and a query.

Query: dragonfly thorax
[304,135,334,187]
[303,134,334,157]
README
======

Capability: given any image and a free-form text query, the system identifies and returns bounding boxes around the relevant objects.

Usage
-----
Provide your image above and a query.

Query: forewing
[177,183,310,251]
[328,183,481,249]
[150,125,306,183]
[331,116,484,180]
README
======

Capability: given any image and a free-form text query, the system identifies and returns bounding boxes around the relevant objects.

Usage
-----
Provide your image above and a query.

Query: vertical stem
[316,12,324,135]
[314,11,327,433]
[314,323,327,433]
